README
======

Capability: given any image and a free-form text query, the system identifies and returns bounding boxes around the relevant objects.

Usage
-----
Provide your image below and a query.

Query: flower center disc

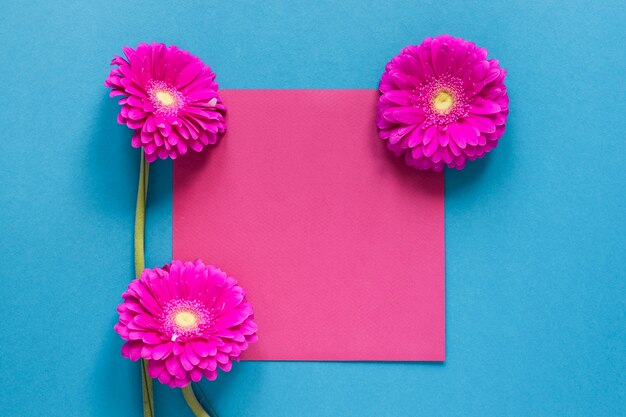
[174,310,198,329]
[155,90,176,106]
[433,91,454,114]
[147,80,185,116]
[162,299,215,342]
[415,75,469,127]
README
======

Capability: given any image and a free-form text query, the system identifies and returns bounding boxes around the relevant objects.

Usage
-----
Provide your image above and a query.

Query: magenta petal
[174,377,189,388]
[190,339,217,357]
[411,145,424,159]
[188,139,203,152]
[144,151,158,163]
[152,342,174,361]
[438,129,449,146]
[190,369,203,382]
[406,127,423,148]
[469,60,490,83]
[382,90,412,106]
[145,116,157,132]
[141,345,154,359]
[121,341,143,361]
[469,97,501,115]
[423,133,439,157]
[447,123,467,149]
[134,314,161,329]
[127,108,146,120]
[218,361,232,372]
[218,308,252,328]
[147,359,166,378]
[157,370,173,386]
[172,342,185,355]
[204,369,218,381]
[142,332,164,344]
[431,148,443,163]
[126,96,142,107]
[483,67,501,85]
[176,61,203,88]
[180,353,194,371]
[127,119,144,129]
[387,125,414,145]
[467,115,497,133]
[165,355,183,377]
[160,123,172,137]
[392,108,425,124]
[448,138,462,156]
[185,343,201,365]
[422,125,437,146]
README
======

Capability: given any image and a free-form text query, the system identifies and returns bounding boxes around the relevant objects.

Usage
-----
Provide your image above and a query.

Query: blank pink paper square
[174,90,445,361]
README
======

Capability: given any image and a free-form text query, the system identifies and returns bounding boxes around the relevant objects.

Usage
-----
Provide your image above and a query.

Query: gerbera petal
[157,370,173,386]
[190,369,203,382]
[392,107,425,125]
[438,129,449,147]
[147,358,166,378]
[447,123,467,148]
[203,369,218,381]
[165,355,185,379]
[176,61,203,89]
[469,97,501,115]
[218,361,232,372]
[406,127,424,148]
[134,314,161,330]
[152,342,174,361]
[190,339,218,358]
[121,341,143,361]
[180,352,194,371]
[421,125,437,146]
[185,342,201,365]
[467,115,497,133]
[423,133,440,157]
[381,90,412,106]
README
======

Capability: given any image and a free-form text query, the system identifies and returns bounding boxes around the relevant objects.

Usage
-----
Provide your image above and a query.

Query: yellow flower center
[174,310,198,329]
[433,91,454,114]
[155,90,176,106]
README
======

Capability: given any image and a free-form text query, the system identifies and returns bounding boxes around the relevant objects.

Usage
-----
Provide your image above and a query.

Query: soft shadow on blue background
[0,1,624,416]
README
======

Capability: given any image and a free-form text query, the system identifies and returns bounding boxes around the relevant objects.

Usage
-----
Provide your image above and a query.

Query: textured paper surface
[174,90,445,361]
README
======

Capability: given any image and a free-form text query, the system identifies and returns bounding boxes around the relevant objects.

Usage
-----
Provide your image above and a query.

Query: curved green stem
[134,150,149,278]
[182,385,213,417]
[133,152,212,417]
[193,382,220,417]
[134,150,154,417]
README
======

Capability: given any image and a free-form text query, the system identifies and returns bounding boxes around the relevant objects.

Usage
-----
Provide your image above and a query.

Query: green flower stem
[182,385,213,417]
[134,150,154,417]
[134,150,149,278]
[133,151,212,417]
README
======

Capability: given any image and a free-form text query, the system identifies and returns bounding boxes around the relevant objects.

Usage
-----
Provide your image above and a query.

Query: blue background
[1,1,624,416]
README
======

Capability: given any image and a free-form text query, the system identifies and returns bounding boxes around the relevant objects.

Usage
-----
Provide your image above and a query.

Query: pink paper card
[174,90,445,361]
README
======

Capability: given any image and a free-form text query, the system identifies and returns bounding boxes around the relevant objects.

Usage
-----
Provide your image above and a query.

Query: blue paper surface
[0,1,624,416]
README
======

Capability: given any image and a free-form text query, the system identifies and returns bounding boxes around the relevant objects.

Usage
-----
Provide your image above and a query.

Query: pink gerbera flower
[377,35,509,171]
[105,43,226,162]
[115,260,257,388]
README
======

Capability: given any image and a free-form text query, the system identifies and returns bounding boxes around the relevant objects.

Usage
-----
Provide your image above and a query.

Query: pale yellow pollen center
[433,91,454,113]
[155,90,176,106]
[174,310,198,329]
